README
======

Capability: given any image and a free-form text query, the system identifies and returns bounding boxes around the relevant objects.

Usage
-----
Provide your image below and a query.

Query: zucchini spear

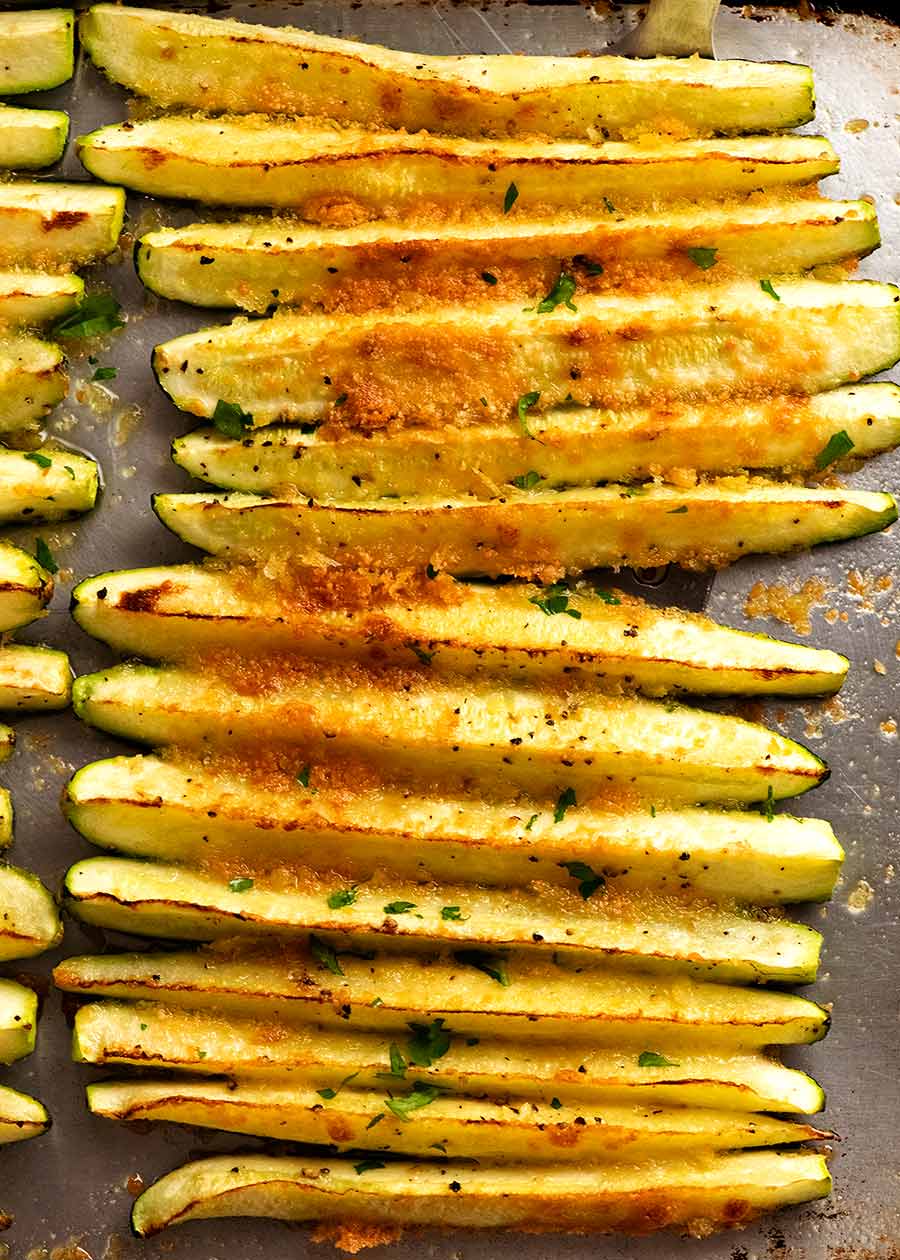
[64,754,843,904]
[0,334,67,431]
[53,945,831,1047]
[0,183,125,270]
[130,1151,832,1238]
[63,854,823,983]
[0,107,68,171]
[0,646,71,711]
[79,120,838,214]
[0,272,81,329]
[0,864,62,960]
[0,449,97,524]
[151,280,900,428]
[71,565,850,697]
[80,5,815,139]
[0,1085,49,1145]
[173,384,900,498]
[0,10,74,95]
[137,198,879,314]
[71,661,828,803]
[0,979,37,1064]
[73,1000,825,1113]
[0,541,54,632]
[152,484,898,578]
[87,1076,820,1160]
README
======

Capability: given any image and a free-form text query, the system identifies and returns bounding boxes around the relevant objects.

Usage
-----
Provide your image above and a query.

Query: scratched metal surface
[0,3,897,1257]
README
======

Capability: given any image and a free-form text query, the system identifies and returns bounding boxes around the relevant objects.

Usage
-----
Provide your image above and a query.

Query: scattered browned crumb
[874,659,887,675]
[743,577,829,635]
[880,719,897,737]
[311,1221,403,1253]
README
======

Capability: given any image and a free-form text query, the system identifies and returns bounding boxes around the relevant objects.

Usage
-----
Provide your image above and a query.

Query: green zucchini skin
[135,199,880,314]
[0,107,69,170]
[151,484,898,578]
[0,449,98,524]
[80,5,814,139]
[0,541,54,633]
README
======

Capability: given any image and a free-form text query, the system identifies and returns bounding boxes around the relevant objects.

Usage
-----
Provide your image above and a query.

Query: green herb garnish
[549,1097,563,1110]
[386,1083,443,1120]
[35,538,58,574]
[92,365,117,381]
[503,182,519,214]
[524,814,539,831]
[529,582,581,619]
[759,278,781,301]
[354,1159,386,1175]
[559,859,605,899]
[516,390,540,439]
[327,886,359,910]
[687,246,718,270]
[212,399,253,438]
[536,271,577,315]
[228,877,254,893]
[24,452,52,469]
[553,787,577,823]
[575,256,604,276]
[52,293,124,339]
[406,1018,452,1067]
[482,271,498,285]
[814,429,855,470]
[511,470,542,491]
[638,1050,680,1068]
[453,949,510,987]
[317,1071,359,1100]
[310,934,344,977]
[441,905,468,921]
[383,900,417,915]
[763,785,776,823]
[410,645,434,666]
[594,589,620,605]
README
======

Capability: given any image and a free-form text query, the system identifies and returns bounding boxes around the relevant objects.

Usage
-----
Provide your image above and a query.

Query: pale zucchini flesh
[0,791,11,849]
[0,864,62,960]
[79,120,839,215]
[0,645,71,711]
[0,107,69,171]
[71,662,828,804]
[0,334,67,431]
[0,1085,49,1145]
[0,271,82,328]
[130,1151,832,1238]
[52,946,831,1047]
[0,10,74,94]
[81,5,815,139]
[152,279,900,428]
[137,198,879,314]
[0,725,12,765]
[63,855,822,984]
[71,564,850,697]
[87,1076,818,1161]
[64,754,843,904]
[0,449,97,524]
[73,1000,825,1114]
[0,541,54,631]
[0,978,37,1064]
[153,484,899,579]
[172,385,900,497]
[0,182,126,270]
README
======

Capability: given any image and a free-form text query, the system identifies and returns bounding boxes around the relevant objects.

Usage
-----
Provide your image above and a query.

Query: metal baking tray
[1,2,897,1256]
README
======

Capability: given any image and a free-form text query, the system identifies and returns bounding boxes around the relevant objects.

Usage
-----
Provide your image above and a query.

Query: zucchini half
[0,448,97,523]
[71,661,828,804]
[64,754,844,904]
[81,5,815,139]
[0,978,37,1065]
[53,945,830,1047]
[153,484,898,578]
[0,9,74,95]
[0,541,54,632]
[0,272,82,329]
[73,1000,825,1114]
[0,726,12,765]
[0,1086,48,1145]
[137,198,879,314]
[0,864,62,960]
[87,1076,820,1162]
[79,120,839,215]
[151,279,900,428]
[130,1151,832,1238]
[71,564,850,697]
[0,182,125,270]
[173,385,900,498]
[0,334,67,431]
[0,645,71,711]
[0,107,68,171]
[63,855,822,984]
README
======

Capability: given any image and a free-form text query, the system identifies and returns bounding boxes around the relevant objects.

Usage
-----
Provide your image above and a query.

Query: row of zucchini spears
[59,2,898,1243]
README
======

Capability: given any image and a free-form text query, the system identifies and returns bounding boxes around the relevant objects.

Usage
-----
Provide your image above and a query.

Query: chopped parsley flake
[815,429,855,470]
[559,859,605,900]
[524,814,539,831]
[52,292,124,339]
[549,1097,563,1110]
[35,538,58,574]
[327,885,359,910]
[603,197,616,214]
[406,1018,452,1067]
[383,900,417,915]
[212,399,253,438]
[575,255,604,276]
[554,787,577,823]
[410,645,434,666]
[529,582,581,619]
[386,1083,443,1120]
[536,271,577,315]
[441,905,468,921]
[511,470,542,491]
[228,877,254,893]
[310,934,344,977]
[594,589,621,605]
[763,785,776,823]
[503,182,519,214]
[453,948,510,987]
[92,365,117,381]
[24,452,52,469]
[354,1159,386,1175]
[759,278,781,301]
[638,1050,680,1068]
[366,1112,385,1129]
[668,505,688,514]
[482,271,498,285]
[516,390,541,439]
[687,246,718,270]
[317,1071,359,1100]
[296,764,313,788]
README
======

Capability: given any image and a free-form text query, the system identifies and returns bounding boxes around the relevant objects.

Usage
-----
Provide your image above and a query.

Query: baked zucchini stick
[0,541,54,632]
[71,661,828,803]
[0,183,125,270]
[130,1151,832,1239]
[0,645,71,711]
[0,1086,49,1145]
[137,198,879,314]
[0,449,97,524]
[0,334,67,431]
[79,121,838,215]
[73,1000,825,1113]
[152,280,900,427]
[0,979,37,1064]
[87,1077,821,1160]
[71,565,850,697]
[153,484,898,578]
[0,272,82,327]
[0,107,69,171]
[63,855,822,983]
[54,945,831,1047]
[172,385,900,498]
[80,6,815,139]
[64,754,843,904]
[0,864,62,960]
[0,10,74,94]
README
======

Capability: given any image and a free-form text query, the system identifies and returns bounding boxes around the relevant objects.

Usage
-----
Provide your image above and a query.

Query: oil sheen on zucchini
[0,335,67,431]
[0,9,74,94]
[80,5,815,139]
[0,107,69,170]
[0,646,71,711]
[79,120,838,214]
[136,198,879,313]
[71,564,850,697]
[0,183,125,269]
[151,280,900,427]
[172,385,900,498]
[130,1151,832,1238]
[72,660,827,804]
[53,945,831,1046]
[0,541,54,632]
[0,449,97,523]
